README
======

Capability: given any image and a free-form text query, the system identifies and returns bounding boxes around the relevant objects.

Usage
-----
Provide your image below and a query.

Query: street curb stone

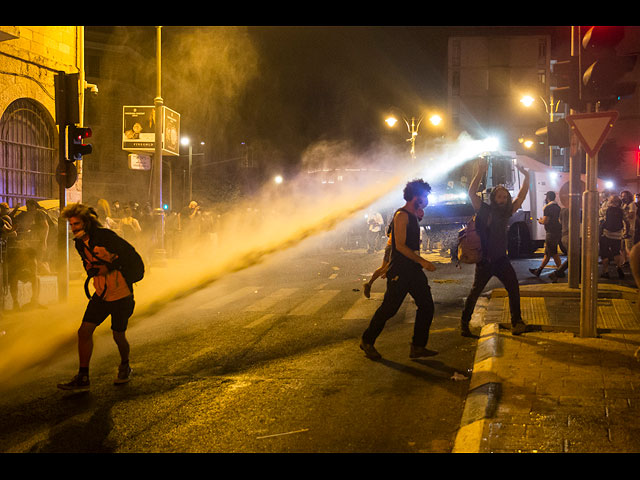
[453,322,502,453]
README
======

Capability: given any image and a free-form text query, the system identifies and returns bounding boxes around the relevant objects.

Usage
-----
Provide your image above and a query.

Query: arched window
[0,99,57,207]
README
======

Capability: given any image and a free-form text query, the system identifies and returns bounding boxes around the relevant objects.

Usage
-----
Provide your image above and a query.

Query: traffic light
[581,26,638,109]
[550,57,581,111]
[535,120,570,147]
[65,125,92,162]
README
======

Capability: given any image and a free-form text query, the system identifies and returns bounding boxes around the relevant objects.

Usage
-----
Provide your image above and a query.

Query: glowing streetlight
[274,175,283,185]
[429,114,442,126]
[181,136,204,201]
[520,95,536,108]
[385,109,444,160]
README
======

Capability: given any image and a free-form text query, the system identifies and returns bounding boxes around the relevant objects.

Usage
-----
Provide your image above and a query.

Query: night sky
[233,26,567,165]
[91,25,568,170]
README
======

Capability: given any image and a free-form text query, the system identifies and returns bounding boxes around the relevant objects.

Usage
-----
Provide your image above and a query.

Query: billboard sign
[122,105,180,156]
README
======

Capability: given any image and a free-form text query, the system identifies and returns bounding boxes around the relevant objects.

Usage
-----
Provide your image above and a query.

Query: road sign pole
[568,127,581,289]
[566,110,619,338]
[580,151,600,337]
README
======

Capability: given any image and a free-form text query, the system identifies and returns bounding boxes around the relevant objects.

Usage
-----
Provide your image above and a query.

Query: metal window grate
[0,99,57,208]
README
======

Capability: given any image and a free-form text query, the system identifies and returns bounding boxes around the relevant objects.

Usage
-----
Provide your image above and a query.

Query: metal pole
[568,25,581,289]
[57,123,68,302]
[568,135,582,288]
[153,26,166,263]
[188,144,193,201]
[410,117,416,160]
[580,149,599,337]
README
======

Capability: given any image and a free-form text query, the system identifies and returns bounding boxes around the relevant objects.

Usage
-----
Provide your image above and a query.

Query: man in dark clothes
[460,157,530,337]
[530,191,562,278]
[360,179,437,360]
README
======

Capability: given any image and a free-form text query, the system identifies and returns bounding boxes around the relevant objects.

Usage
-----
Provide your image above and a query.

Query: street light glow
[520,95,535,107]
[385,116,398,127]
[274,175,283,184]
[429,114,442,126]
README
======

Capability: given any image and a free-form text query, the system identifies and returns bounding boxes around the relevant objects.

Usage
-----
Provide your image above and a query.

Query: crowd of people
[0,197,220,311]
[529,188,640,282]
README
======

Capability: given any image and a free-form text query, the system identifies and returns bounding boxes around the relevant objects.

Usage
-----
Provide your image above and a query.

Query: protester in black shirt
[530,191,562,278]
[360,179,437,360]
[599,195,626,279]
[460,157,530,337]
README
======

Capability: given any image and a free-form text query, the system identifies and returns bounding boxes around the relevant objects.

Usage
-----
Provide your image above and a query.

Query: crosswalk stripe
[196,286,259,311]
[243,288,299,312]
[244,313,276,329]
[341,292,384,320]
[289,289,341,316]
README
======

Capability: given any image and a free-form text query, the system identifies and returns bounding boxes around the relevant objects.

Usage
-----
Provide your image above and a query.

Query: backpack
[118,246,145,286]
[76,228,145,298]
[456,216,483,265]
[603,206,624,233]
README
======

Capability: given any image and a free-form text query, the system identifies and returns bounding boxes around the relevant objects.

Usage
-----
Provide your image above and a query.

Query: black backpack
[603,207,624,233]
[76,228,145,298]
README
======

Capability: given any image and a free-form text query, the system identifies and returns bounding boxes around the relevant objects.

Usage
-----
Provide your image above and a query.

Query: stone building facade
[0,26,81,207]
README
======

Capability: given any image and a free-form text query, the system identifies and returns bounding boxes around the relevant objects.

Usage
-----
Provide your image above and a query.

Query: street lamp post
[180,137,205,202]
[153,26,166,264]
[385,108,442,160]
[181,137,193,201]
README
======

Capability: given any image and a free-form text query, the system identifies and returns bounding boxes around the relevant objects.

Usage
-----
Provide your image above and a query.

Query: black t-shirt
[543,202,562,236]
[389,208,421,274]
[476,202,511,262]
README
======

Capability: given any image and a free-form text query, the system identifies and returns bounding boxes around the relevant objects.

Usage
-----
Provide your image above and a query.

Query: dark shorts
[599,236,622,261]
[545,233,561,255]
[82,294,135,332]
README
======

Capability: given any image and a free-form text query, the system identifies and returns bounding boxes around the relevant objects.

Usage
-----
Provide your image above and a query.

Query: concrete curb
[452,322,502,453]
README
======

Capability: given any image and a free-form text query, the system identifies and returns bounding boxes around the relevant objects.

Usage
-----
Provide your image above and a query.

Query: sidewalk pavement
[454,283,640,453]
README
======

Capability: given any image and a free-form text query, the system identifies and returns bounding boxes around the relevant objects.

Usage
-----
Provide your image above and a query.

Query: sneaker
[363,283,371,299]
[512,321,527,336]
[57,374,90,392]
[409,344,438,358]
[359,340,382,360]
[529,268,541,278]
[114,364,132,385]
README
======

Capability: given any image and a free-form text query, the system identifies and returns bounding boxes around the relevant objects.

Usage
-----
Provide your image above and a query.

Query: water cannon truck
[421,151,599,260]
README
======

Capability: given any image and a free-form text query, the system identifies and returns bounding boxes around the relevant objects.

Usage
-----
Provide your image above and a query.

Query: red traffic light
[65,125,92,162]
[582,26,625,50]
[74,127,92,140]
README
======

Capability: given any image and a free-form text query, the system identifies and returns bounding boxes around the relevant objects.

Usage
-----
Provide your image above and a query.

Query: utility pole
[568,25,582,289]
[580,134,600,337]
[153,26,166,264]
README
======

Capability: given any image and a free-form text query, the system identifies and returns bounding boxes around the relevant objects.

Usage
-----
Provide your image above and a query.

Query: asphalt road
[1,236,613,453]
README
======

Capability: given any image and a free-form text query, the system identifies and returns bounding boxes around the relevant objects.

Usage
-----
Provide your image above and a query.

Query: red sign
[565,111,618,158]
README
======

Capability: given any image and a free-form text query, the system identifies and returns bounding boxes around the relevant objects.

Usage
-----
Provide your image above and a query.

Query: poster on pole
[122,106,156,152]
[162,107,180,156]
[122,105,180,156]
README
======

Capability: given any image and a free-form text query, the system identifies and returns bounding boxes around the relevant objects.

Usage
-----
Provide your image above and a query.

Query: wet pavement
[454,283,640,453]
